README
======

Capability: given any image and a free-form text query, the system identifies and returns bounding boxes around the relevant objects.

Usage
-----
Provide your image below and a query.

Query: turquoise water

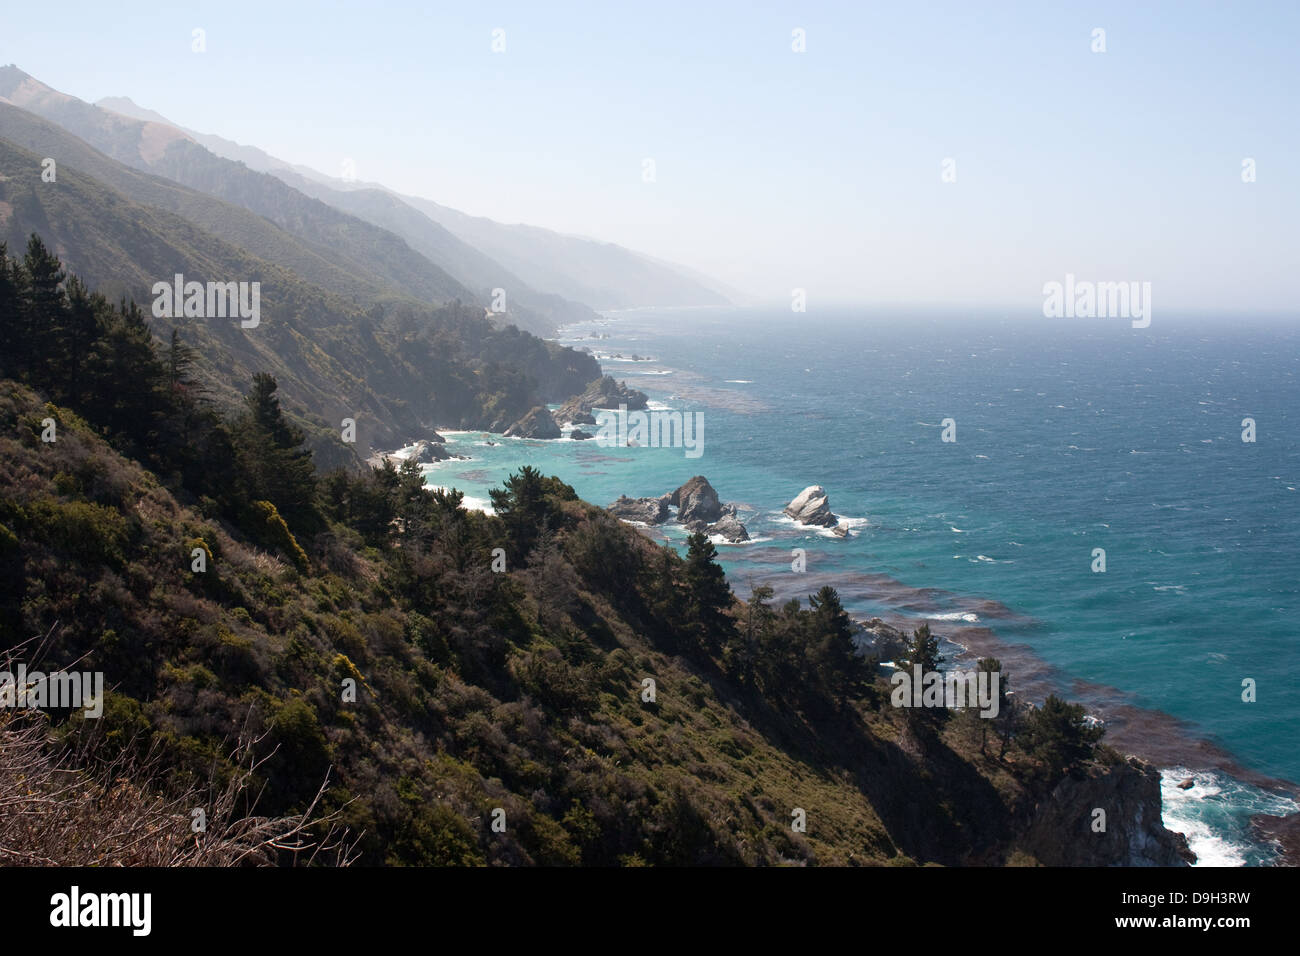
[414,306,1300,865]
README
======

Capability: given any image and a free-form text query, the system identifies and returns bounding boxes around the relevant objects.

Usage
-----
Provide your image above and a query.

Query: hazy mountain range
[0,65,730,337]
[97,93,740,313]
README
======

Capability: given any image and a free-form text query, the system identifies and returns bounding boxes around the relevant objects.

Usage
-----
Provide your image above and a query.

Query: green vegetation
[0,241,1117,866]
[1018,695,1107,787]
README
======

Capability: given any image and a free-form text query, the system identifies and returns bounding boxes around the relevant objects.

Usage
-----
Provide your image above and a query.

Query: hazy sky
[3,1,1296,312]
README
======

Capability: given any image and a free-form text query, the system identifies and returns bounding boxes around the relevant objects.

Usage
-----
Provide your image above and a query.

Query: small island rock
[558,375,649,422]
[784,485,839,528]
[671,476,724,524]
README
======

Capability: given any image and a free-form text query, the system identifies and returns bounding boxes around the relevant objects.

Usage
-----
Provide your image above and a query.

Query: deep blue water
[414,306,1300,865]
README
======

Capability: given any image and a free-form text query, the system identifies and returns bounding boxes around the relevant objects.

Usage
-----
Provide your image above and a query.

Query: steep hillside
[0,147,599,458]
[0,369,1191,867]
[0,66,473,308]
[0,101,419,308]
[0,378,903,864]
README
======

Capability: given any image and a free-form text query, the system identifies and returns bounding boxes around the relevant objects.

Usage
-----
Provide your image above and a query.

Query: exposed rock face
[671,475,723,524]
[608,494,670,524]
[558,375,649,422]
[504,406,561,439]
[857,618,910,663]
[784,485,838,528]
[408,439,450,463]
[608,475,750,541]
[708,513,750,543]
[570,429,593,441]
[1018,757,1196,866]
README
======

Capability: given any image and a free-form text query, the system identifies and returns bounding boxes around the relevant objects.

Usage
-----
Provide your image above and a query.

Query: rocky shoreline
[608,475,752,542]
[607,477,858,545]
[365,432,471,469]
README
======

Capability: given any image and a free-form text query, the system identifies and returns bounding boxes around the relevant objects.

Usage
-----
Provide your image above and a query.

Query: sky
[2,1,1296,312]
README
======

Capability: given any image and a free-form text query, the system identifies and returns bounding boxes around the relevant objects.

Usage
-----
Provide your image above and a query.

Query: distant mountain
[97,95,334,186]
[90,91,734,312]
[393,195,733,311]
[0,67,475,311]
[0,102,412,309]
[94,91,600,335]
[264,168,602,334]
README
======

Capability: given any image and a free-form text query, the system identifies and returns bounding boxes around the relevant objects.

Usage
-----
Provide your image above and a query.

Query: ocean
[411,306,1300,866]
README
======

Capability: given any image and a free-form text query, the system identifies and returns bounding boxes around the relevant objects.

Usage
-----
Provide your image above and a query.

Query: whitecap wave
[1160,768,1300,867]
[768,513,867,537]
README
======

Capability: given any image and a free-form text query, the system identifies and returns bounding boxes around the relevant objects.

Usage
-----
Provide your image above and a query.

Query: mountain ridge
[88,85,734,312]
[0,66,478,311]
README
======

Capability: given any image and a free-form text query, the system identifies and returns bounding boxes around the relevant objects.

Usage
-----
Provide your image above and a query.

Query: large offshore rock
[558,375,649,421]
[504,406,561,439]
[670,475,723,524]
[408,439,450,463]
[783,485,838,528]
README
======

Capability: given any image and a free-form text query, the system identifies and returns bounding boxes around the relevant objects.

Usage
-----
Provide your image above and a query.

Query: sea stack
[784,485,839,528]
[670,476,723,524]
[504,406,561,439]
[558,375,649,423]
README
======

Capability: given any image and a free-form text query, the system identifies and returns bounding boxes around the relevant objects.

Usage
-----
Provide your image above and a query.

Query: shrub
[249,500,309,571]
[25,497,130,566]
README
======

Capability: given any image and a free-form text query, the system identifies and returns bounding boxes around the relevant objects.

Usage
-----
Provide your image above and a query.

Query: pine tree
[899,622,943,673]
[807,585,866,705]
[235,373,320,533]
[728,582,774,688]
[0,244,21,379]
[897,623,947,734]
[58,278,102,407]
[15,235,68,387]
[682,531,733,657]
[165,328,202,394]
[85,298,169,452]
[1020,694,1104,786]
[489,465,548,562]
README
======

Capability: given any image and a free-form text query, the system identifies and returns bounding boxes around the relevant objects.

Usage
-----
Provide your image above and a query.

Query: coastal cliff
[1016,756,1195,866]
